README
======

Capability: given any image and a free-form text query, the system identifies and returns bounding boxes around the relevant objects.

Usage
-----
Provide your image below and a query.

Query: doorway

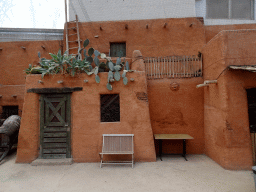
[40,94,71,159]
[247,88,256,164]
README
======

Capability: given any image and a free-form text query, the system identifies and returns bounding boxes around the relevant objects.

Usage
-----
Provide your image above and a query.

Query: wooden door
[40,94,71,159]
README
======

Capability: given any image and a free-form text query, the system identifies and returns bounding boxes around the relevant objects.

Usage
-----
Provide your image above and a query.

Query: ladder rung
[69,46,79,49]
[69,20,77,23]
[68,33,77,36]
[67,27,77,30]
[68,40,82,43]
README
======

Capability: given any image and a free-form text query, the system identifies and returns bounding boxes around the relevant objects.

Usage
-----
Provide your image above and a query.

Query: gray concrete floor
[0,151,254,192]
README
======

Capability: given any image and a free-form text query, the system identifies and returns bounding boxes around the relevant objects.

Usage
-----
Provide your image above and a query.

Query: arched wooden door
[40,94,71,159]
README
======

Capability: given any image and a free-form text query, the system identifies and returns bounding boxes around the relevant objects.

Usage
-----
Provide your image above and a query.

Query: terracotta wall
[205,24,256,43]
[16,54,156,163]
[65,17,206,57]
[202,30,256,170]
[0,85,25,117]
[0,40,62,85]
[0,40,62,116]
[147,78,205,154]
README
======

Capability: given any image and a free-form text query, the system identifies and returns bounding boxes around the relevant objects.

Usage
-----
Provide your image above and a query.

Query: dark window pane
[100,94,120,122]
[110,43,126,57]
[232,0,252,19]
[207,0,229,19]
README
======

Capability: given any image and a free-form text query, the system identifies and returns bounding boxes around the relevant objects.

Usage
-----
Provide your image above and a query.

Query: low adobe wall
[202,30,256,170]
[16,51,156,163]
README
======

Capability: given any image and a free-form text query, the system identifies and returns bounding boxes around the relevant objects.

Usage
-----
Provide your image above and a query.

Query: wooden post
[65,0,69,54]
[76,15,82,60]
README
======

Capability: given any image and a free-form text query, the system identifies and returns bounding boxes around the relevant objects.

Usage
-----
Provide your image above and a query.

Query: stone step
[31,158,73,166]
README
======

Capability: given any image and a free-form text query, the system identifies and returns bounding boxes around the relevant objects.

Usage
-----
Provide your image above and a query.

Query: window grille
[100,94,120,122]
[207,0,254,19]
[110,42,126,57]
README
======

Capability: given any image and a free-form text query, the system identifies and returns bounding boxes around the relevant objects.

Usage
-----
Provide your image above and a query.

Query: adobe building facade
[15,53,157,163]
[1,11,256,169]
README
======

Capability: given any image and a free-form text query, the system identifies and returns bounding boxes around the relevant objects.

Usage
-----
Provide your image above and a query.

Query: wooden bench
[99,134,134,168]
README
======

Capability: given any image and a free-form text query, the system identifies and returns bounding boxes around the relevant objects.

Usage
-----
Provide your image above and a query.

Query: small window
[110,42,126,57]
[1,106,19,119]
[100,94,120,122]
[207,0,254,19]
[207,0,229,19]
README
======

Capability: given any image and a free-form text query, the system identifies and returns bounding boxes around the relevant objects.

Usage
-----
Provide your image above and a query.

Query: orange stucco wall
[0,40,62,85]
[0,85,25,117]
[202,30,256,170]
[16,54,156,163]
[0,40,62,116]
[148,78,205,154]
[65,17,206,57]
[205,24,256,43]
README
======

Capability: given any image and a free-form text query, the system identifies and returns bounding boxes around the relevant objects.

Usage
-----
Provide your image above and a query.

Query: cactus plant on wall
[25,39,132,91]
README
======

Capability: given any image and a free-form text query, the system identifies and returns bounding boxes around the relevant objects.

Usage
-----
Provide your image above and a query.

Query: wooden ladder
[65,15,82,59]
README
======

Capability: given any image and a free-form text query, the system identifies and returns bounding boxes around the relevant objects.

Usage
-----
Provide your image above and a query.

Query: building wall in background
[0,40,62,117]
[196,0,256,25]
[68,0,196,22]
[0,28,63,42]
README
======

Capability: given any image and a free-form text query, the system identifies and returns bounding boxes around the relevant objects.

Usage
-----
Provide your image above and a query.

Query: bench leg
[100,154,103,168]
[159,139,163,161]
[182,139,188,161]
[132,154,134,168]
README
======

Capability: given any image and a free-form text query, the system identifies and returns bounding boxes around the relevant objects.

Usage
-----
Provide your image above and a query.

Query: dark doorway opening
[247,88,256,164]
[247,88,256,132]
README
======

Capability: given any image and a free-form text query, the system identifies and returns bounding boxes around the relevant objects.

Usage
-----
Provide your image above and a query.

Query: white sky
[0,0,65,29]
